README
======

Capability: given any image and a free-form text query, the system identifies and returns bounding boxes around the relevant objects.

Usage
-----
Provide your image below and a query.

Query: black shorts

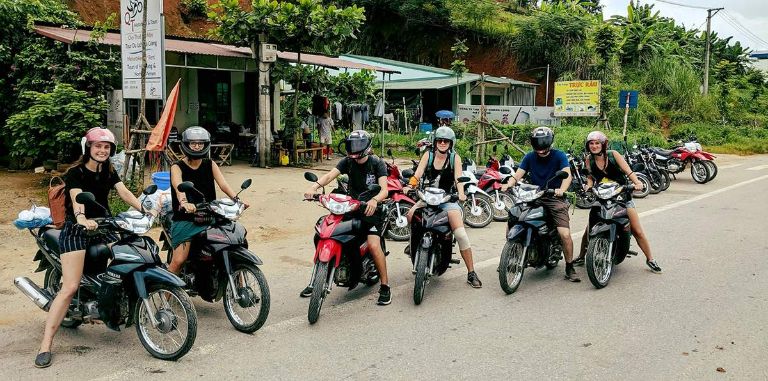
[360,210,384,237]
[58,221,119,254]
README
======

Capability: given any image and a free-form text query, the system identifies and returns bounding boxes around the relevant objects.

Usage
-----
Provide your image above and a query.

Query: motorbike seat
[651,147,675,156]
[41,227,62,255]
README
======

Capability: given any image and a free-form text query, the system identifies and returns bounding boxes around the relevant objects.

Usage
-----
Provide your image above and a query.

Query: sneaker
[573,256,585,266]
[646,260,662,274]
[34,352,51,368]
[377,285,392,305]
[299,286,313,298]
[565,263,581,282]
[467,271,483,288]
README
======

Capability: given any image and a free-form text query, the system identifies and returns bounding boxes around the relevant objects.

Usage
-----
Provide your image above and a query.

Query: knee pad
[453,227,471,251]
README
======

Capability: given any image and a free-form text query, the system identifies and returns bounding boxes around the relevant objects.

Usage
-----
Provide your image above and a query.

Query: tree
[449,38,468,108]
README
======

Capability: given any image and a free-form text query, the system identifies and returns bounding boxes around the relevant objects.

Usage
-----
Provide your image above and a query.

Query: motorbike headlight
[323,198,354,215]
[211,199,244,220]
[513,187,543,203]
[422,188,446,206]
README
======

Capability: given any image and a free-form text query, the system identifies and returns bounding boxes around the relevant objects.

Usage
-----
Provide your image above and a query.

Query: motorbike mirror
[75,192,96,205]
[457,176,471,183]
[177,181,195,193]
[387,148,393,157]
[631,163,646,172]
[500,166,512,174]
[304,172,318,182]
[142,184,158,195]
[241,179,252,190]
[402,169,414,179]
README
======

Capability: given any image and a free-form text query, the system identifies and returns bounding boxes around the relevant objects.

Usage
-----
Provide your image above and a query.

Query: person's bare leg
[39,250,85,354]
[168,242,190,274]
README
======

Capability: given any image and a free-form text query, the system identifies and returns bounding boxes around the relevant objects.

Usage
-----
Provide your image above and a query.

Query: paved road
[2,154,767,380]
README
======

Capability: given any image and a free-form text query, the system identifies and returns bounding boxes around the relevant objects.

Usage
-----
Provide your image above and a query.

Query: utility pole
[704,7,724,95]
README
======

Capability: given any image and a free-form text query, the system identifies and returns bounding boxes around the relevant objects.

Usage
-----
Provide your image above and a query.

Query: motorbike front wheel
[703,160,718,182]
[308,262,330,324]
[585,237,613,289]
[43,268,82,329]
[632,174,651,199]
[223,263,271,333]
[490,190,514,222]
[413,247,429,305]
[135,285,197,360]
[498,241,527,295]
[660,170,671,191]
[691,161,711,184]
[462,195,493,228]
[385,202,413,241]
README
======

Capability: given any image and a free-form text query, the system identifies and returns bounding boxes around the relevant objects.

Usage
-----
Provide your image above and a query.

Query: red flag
[146,79,181,151]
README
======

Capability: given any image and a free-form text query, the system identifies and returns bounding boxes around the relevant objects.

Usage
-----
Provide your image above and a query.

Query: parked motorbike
[497,171,569,294]
[303,172,386,324]
[584,176,642,289]
[411,176,471,304]
[15,185,197,360]
[626,145,667,194]
[474,147,515,221]
[566,143,594,209]
[383,149,417,241]
[159,179,270,333]
[650,136,716,184]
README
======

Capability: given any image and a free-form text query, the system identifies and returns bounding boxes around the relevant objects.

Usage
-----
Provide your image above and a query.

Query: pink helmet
[585,130,608,154]
[84,127,117,157]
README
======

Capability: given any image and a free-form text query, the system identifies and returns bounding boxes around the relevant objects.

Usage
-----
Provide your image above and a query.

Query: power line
[652,0,711,10]
[720,10,768,47]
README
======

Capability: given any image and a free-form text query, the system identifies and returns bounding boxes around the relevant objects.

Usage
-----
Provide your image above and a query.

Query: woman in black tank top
[575,132,662,273]
[168,127,250,275]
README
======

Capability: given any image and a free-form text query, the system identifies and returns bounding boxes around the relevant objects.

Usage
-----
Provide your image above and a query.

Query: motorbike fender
[691,152,710,161]
[226,246,264,266]
[466,184,489,197]
[699,152,716,160]
[314,239,342,267]
[507,224,533,246]
[131,267,186,299]
[589,222,616,241]
[316,214,344,239]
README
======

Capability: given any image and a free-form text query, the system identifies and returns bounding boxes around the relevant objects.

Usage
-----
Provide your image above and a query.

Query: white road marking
[718,163,743,169]
[745,164,768,171]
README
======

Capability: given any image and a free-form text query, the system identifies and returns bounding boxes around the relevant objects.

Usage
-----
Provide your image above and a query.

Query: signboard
[106,90,124,129]
[120,0,164,99]
[553,80,600,117]
[618,90,639,109]
[457,105,558,126]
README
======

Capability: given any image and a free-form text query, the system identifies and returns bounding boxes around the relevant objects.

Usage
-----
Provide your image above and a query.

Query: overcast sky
[602,0,768,52]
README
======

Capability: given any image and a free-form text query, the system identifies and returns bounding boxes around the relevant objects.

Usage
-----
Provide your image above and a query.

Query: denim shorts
[414,200,462,212]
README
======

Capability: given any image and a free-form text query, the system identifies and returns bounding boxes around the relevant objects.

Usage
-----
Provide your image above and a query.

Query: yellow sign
[553,80,601,117]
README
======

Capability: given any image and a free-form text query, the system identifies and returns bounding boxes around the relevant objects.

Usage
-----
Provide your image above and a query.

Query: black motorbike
[584,173,642,289]
[14,186,197,360]
[497,171,569,294]
[410,176,470,305]
[566,145,594,209]
[159,179,270,333]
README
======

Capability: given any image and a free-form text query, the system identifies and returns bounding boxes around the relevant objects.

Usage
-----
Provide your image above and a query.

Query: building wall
[231,71,246,125]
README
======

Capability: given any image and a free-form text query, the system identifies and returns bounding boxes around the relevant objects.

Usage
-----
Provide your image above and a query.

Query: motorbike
[497,171,569,294]
[566,144,594,209]
[584,173,644,289]
[15,185,197,360]
[473,147,516,221]
[159,179,270,333]
[411,176,471,305]
[383,149,417,241]
[650,136,716,184]
[626,145,667,194]
[303,172,386,324]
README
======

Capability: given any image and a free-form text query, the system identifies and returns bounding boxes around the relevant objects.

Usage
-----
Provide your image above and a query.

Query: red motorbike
[474,151,515,222]
[302,172,385,324]
[651,136,717,184]
[383,149,417,241]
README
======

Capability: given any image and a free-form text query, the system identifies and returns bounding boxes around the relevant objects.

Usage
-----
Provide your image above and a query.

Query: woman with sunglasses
[405,126,482,288]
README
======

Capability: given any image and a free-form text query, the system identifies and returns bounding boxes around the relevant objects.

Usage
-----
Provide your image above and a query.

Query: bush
[181,0,209,22]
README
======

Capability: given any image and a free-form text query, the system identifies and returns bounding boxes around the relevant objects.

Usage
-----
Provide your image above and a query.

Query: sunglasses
[435,138,451,144]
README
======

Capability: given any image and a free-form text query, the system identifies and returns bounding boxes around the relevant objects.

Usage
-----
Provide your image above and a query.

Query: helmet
[530,126,554,151]
[344,130,372,159]
[432,126,456,152]
[181,126,211,159]
[83,127,117,158]
[585,130,608,154]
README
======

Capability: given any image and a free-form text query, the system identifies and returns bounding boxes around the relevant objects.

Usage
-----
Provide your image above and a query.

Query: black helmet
[530,126,554,151]
[181,126,211,159]
[345,130,372,159]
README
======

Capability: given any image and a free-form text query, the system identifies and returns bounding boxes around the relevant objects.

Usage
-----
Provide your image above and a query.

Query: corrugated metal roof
[34,25,399,72]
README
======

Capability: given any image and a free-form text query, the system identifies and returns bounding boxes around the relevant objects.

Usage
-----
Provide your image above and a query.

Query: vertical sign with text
[120,0,164,100]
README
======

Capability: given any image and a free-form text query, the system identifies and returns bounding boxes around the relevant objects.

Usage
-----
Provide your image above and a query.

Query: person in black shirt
[301,130,392,305]
[168,126,248,275]
[35,128,150,369]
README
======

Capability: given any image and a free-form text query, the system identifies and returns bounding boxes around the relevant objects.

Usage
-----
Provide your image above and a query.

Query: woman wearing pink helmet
[575,131,661,273]
[34,128,153,368]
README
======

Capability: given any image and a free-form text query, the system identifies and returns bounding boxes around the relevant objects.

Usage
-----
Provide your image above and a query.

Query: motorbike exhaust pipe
[13,277,52,311]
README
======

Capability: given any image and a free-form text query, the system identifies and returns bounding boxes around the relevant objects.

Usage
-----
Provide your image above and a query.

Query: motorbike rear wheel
[135,285,197,360]
[691,161,710,184]
[647,172,663,194]
[462,194,493,228]
[223,263,271,333]
[413,247,429,305]
[490,190,514,222]
[43,268,82,329]
[308,262,329,324]
[586,237,613,289]
[384,202,413,241]
[498,242,526,295]
[660,170,671,191]
[703,160,718,182]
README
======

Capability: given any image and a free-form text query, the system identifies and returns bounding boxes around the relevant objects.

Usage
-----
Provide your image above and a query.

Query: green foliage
[5,83,107,161]
[181,0,209,22]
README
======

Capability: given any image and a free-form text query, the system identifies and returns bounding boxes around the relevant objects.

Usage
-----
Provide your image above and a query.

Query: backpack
[48,176,67,228]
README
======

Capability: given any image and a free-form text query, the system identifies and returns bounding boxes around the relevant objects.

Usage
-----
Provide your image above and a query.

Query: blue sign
[618,90,639,109]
